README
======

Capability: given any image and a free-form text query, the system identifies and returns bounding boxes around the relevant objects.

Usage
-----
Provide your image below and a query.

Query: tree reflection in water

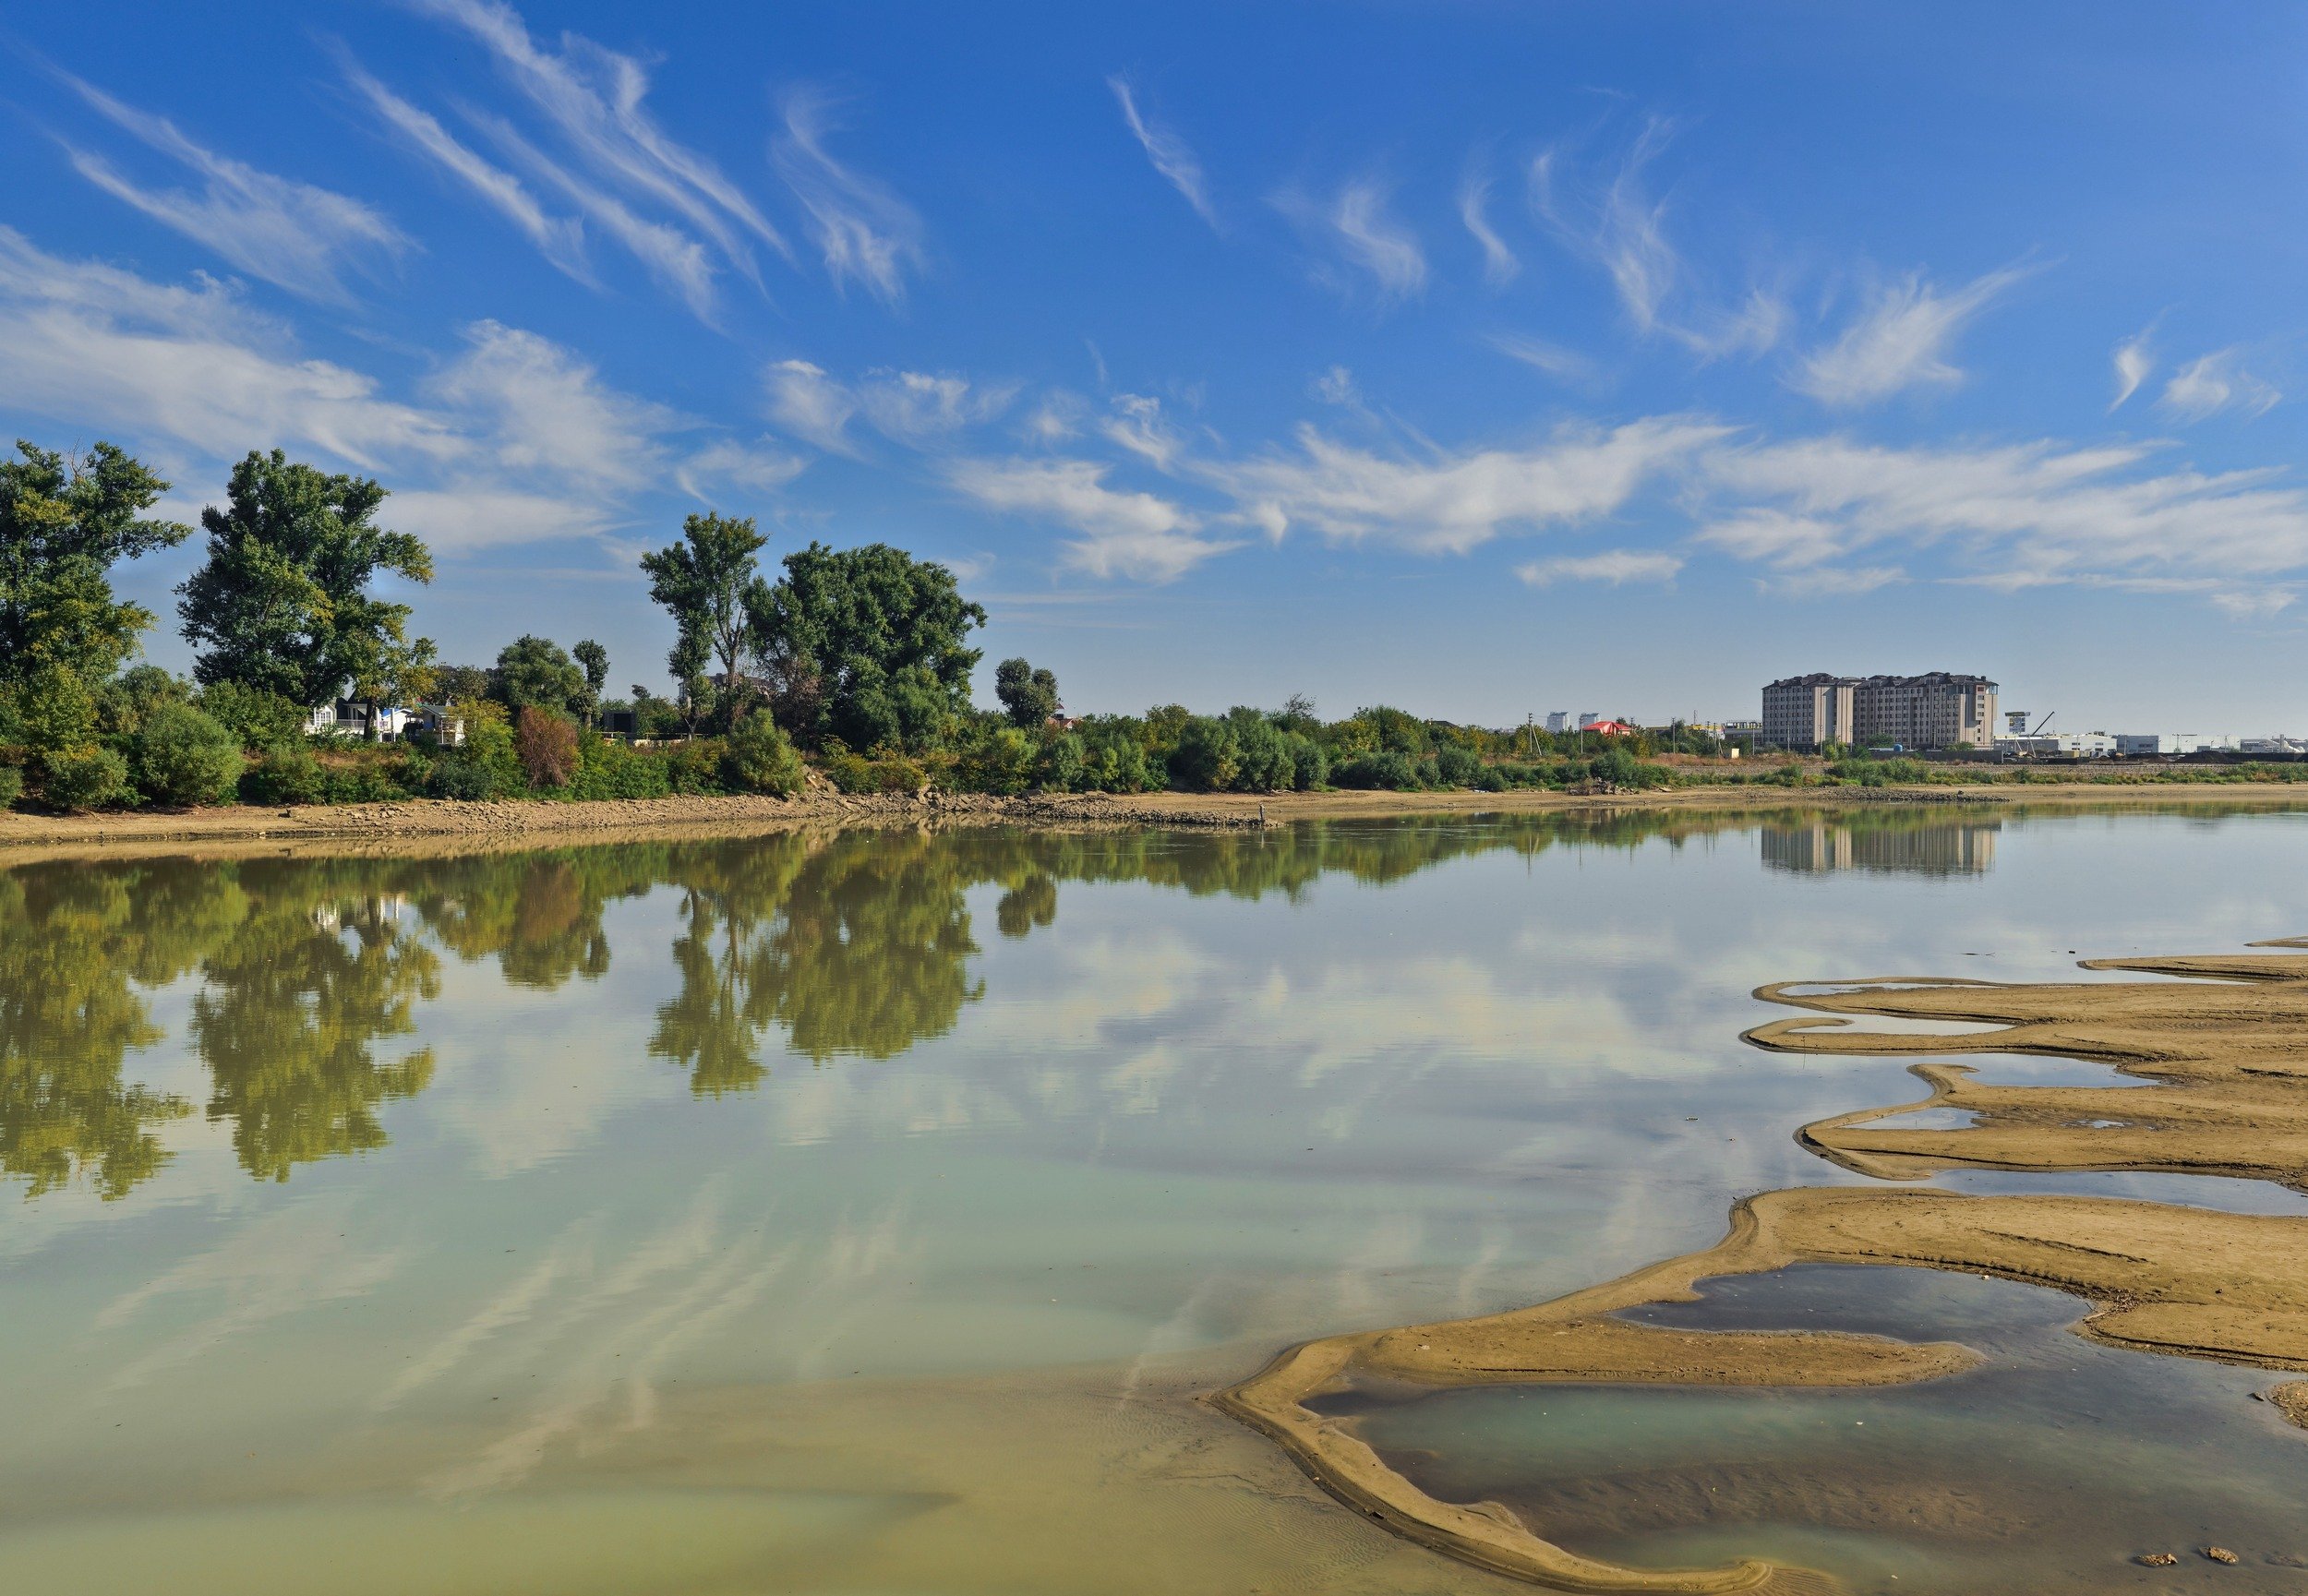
[0,804,2151,1200]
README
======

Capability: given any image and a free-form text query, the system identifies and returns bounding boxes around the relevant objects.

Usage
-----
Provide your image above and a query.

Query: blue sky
[4,2,2306,730]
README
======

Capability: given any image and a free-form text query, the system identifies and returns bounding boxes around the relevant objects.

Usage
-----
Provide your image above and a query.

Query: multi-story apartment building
[1761,672,1998,750]
[1761,673,1855,750]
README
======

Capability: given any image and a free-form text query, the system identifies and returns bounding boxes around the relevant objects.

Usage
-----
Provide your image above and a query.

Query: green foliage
[427,752,499,800]
[98,665,192,740]
[1077,719,1153,792]
[568,736,674,801]
[0,440,189,692]
[176,450,433,711]
[13,664,98,753]
[132,702,245,806]
[754,542,987,750]
[1334,749,1419,790]
[723,713,806,796]
[1285,733,1328,791]
[640,511,771,728]
[457,699,522,793]
[241,742,327,806]
[1168,715,1238,791]
[994,656,1061,726]
[1434,744,1482,787]
[664,739,731,795]
[41,744,130,810]
[514,706,579,790]
[956,725,1036,794]
[1223,708,1294,792]
[432,664,492,703]
[571,639,608,720]
[1036,731,1086,790]
[198,680,307,748]
[0,763,20,810]
[494,635,588,718]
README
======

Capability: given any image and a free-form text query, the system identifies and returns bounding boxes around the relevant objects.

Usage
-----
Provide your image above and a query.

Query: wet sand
[1215,942,2308,1592]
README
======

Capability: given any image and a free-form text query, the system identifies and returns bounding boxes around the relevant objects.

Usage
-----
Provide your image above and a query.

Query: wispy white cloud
[949,457,1235,581]
[763,360,1009,453]
[425,319,679,495]
[1762,564,1906,598]
[2210,586,2295,619]
[1517,548,1681,586]
[771,89,926,304]
[1486,330,1595,383]
[1108,78,1218,229]
[1201,417,1726,554]
[55,73,408,306]
[2159,347,2280,421]
[673,438,809,501]
[763,358,859,455]
[1278,179,1426,303]
[1792,263,2032,407]
[2110,327,2155,412]
[1458,168,1519,288]
[342,57,590,283]
[1531,120,1785,360]
[1100,393,1189,471]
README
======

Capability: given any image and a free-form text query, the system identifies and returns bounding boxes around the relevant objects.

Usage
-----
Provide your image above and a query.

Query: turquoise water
[2,807,2305,1592]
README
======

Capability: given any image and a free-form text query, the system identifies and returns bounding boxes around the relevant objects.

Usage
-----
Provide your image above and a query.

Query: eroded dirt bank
[1214,943,2308,1593]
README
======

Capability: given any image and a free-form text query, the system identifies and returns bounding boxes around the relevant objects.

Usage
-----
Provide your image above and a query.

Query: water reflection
[1760,816,1998,875]
[0,805,2226,1201]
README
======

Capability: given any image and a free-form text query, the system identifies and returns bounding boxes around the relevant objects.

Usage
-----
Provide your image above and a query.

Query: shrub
[1226,710,1294,792]
[515,707,579,790]
[241,742,327,805]
[0,763,21,810]
[428,753,499,800]
[42,744,130,810]
[665,739,729,795]
[1080,728,1150,792]
[1036,731,1087,791]
[1284,733,1328,791]
[16,666,97,753]
[724,714,807,796]
[1434,744,1482,787]
[1333,750,1418,790]
[956,726,1035,794]
[132,702,246,806]
[199,681,309,748]
[1168,715,1238,791]
[570,735,674,801]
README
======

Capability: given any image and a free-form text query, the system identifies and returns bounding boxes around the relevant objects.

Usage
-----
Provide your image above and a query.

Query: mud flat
[1215,942,2308,1592]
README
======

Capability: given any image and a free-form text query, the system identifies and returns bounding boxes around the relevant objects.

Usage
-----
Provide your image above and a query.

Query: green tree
[753,542,986,750]
[132,702,246,806]
[0,441,189,693]
[993,656,1060,726]
[176,451,435,729]
[493,634,586,717]
[640,512,771,728]
[571,639,608,726]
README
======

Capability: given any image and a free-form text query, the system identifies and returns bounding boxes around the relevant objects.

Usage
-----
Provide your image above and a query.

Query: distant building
[1761,672,1997,751]
[1577,711,1603,730]
[2115,733,2233,757]
[1584,719,1639,737]
[2000,732,2114,759]
[1545,711,1570,733]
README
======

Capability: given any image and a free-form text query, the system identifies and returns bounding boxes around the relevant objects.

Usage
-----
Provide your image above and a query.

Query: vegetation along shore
[6,438,2308,829]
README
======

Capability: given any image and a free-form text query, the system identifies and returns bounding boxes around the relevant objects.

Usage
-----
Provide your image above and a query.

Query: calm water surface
[3,806,2305,1594]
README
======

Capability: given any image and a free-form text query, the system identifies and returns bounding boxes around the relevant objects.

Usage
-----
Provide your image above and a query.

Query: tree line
[0,434,1738,814]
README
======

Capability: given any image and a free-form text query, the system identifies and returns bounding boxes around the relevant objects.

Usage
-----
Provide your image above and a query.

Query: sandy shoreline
[1,777,2302,858]
[1215,944,2308,1593]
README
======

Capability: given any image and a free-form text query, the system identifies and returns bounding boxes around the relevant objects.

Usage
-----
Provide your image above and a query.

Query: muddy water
[3,807,2306,1592]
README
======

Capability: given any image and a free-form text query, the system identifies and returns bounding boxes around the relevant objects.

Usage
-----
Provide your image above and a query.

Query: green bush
[570,736,674,800]
[241,742,327,805]
[724,714,807,795]
[1333,750,1418,790]
[1284,733,1328,791]
[132,702,246,806]
[956,726,1035,794]
[665,739,730,795]
[1079,731,1150,793]
[1168,716,1238,791]
[428,753,499,800]
[42,744,130,810]
[16,666,97,753]
[1434,744,1482,787]
[1036,731,1087,791]
[0,763,22,810]
[200,680,310,748]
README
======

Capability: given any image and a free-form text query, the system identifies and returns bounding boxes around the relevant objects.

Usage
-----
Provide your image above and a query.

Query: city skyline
[1,4,2304,728]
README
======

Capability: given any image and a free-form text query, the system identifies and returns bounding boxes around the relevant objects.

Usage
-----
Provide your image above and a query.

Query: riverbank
[4,777,2306,855]
[1215,943,2308,1592]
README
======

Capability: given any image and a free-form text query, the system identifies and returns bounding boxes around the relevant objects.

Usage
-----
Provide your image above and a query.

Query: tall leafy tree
[0,440,189,692]
[993,657,1060,726]
[639,513,770,727]
[493,634,586,717]
[571,639,609,726]
[177,451,434,725]
[753,542,986,750]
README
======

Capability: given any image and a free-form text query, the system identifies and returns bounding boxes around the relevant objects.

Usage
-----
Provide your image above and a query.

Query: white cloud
[1486,330,1595,382]
[386,486,621,551]
[1309,366,1361,406]
[1100,393,1188,471]
[947,457,1236,582]
[1530,121,1785,360]
[771,90,926,304]
[2110,327,2155,412]
[1792,264,2031,407]
[57,73,408,306]
[1202,417,1727,555]
[858,370,1011,441]
[1517,549,1681,586]
[763,358,859,454]
[1108,78,1218,229]
[1764,565,1906,598]
[2159,348,2280,421]
[2210,586,2295,619]
[343,58,589,283]
[1693,507,1845,569]
[1020,390,1088,444]
[425,320,679,494]
[1327,180,1426,300]
[481,114,719,320]
[1458,169,1519,287]
[673,438,808,501]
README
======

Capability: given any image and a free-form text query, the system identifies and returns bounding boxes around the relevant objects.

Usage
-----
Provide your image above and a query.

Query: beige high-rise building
[1761,671,1998,750]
